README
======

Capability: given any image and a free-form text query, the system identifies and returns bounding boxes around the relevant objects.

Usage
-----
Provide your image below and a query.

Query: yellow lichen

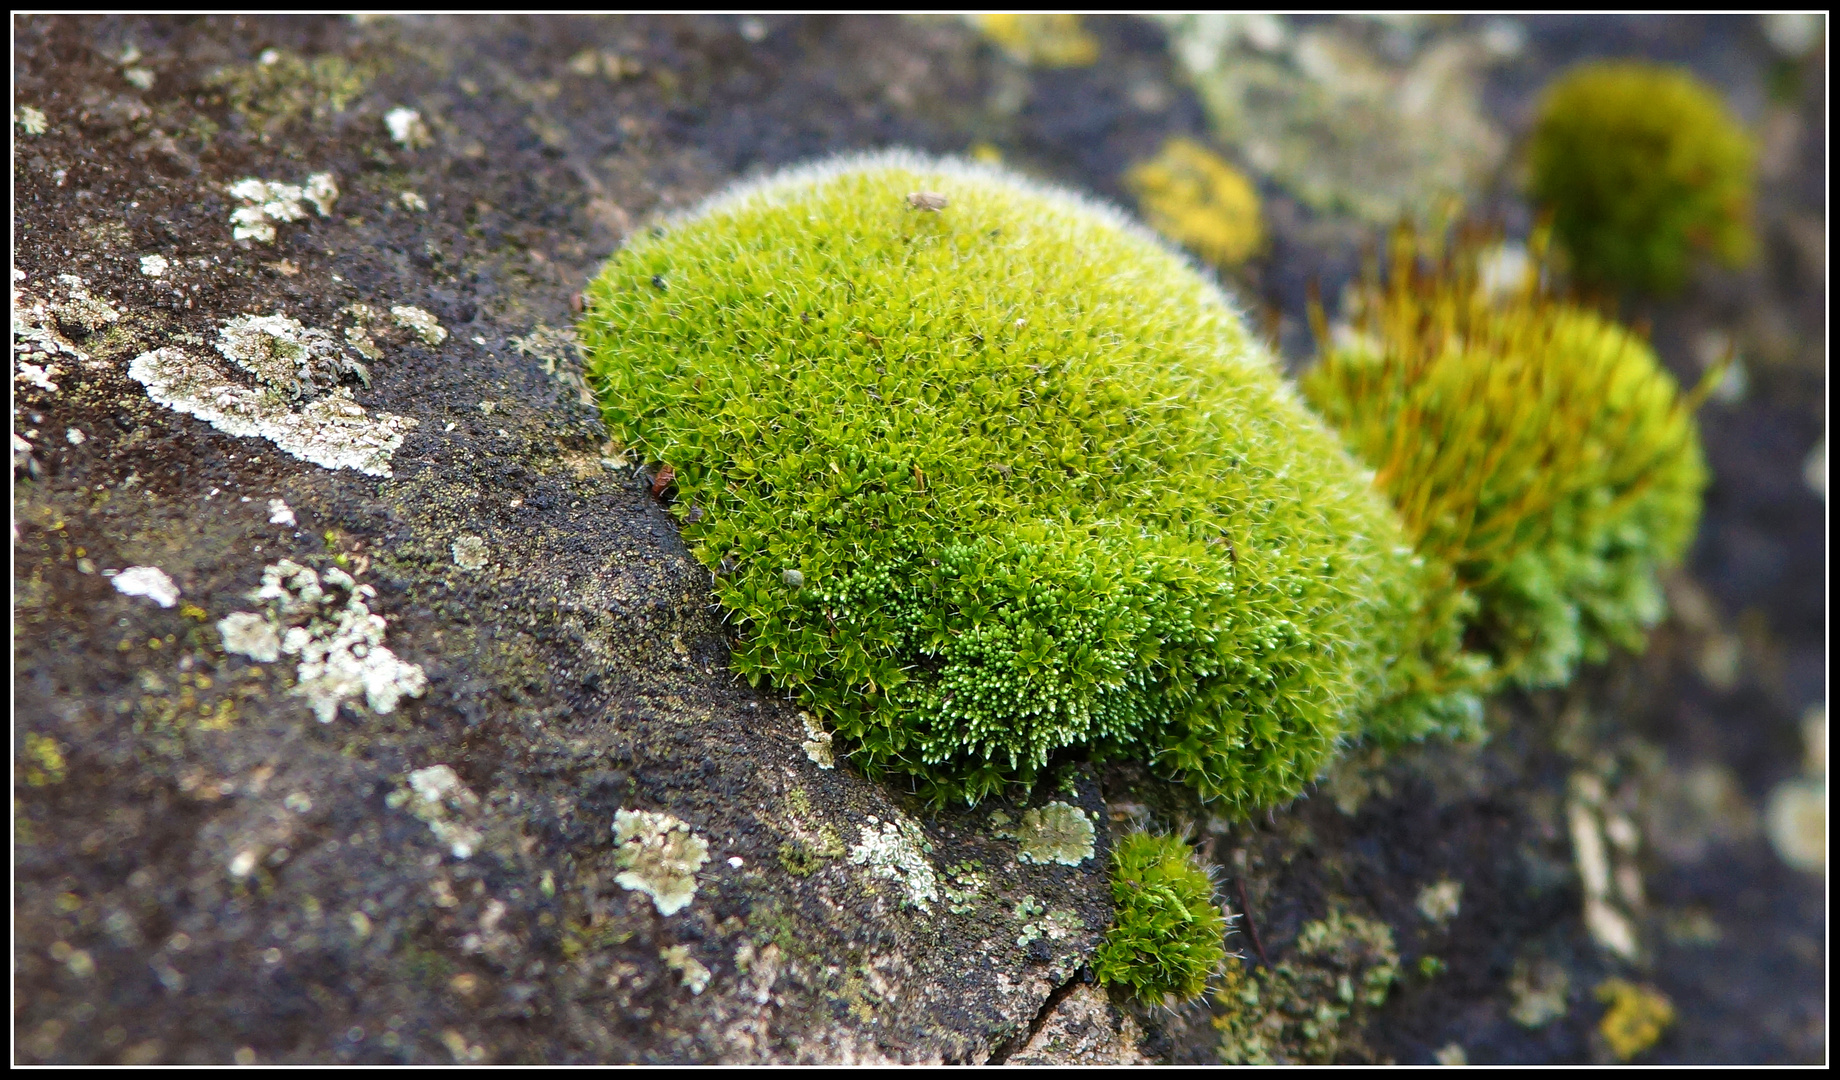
[971,13,1100,67]
[1595,978,1674,1060]
[1124,138,1264,267]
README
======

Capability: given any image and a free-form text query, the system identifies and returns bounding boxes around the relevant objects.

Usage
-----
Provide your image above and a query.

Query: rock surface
[14,14,1824,1065]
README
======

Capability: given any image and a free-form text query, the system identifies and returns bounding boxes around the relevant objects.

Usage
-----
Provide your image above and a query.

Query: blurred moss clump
[1093,832,1227,1003]
[1528,61,1757,294]
[1303,228,1710,716]
[971,13,1100,67]
[1126,137,1265,268]
[1595,978,1676,1060]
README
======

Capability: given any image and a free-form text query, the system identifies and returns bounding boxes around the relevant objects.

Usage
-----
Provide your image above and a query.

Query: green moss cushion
[1529,61,1756,294]
[581,151,1444,810]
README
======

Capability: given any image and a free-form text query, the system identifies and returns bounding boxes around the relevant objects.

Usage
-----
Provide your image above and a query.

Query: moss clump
[1125,137,1265,268]
[1093,832,1225,1003]
[1528,61,1756,294]
[580,151,1450,810]
[1302,229,1708,705]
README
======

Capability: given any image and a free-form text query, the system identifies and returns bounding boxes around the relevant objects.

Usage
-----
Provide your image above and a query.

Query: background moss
[1528,61,1757,294]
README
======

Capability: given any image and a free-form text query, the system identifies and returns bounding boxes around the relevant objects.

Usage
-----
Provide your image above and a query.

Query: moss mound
[1303,231,1708,696]
[581,151,1448,809]
[1093,832,1227,1003]
[1528,61,1756,294]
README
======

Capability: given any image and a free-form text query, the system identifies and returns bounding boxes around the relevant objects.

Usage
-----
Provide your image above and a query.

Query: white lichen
[1014,801,1095,865]
[384,106,432,150]
[1415,878,1462,925]
[124,67,155,91]
[228,173,339,243]
[139,254,170,278]
[267,498,297,527]
[65,427,85,445]
[848,814,939,912]
[16,105,48,136]
[451,535,488,570]
[390,305,447,346]
[220,558,428,723]
[218,610,281,662]
[14,274,121,386]
[612,808,710,916]
[800,712,835,769]
[400,191,428,212]
[386,764,485,859]
[129,345,416,477]
[217,313,370,398]
[111,565,180,608]
[661,944,712,995]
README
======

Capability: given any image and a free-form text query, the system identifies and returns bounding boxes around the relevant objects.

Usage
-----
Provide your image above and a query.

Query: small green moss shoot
[1303,227,1709,710]
[1528,61,1757,294]
[1093,832,1226,1004]
[580,150,1450,811]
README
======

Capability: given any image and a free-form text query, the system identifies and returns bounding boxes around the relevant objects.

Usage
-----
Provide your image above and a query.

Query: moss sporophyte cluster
[578,152,1705,813]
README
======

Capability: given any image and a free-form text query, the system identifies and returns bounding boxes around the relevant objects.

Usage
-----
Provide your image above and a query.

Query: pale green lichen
[228,174,339,243]
[800,712,836,769]
[1156,14,1508,223]
[1216,908,1401,1064]
[661,944,712,995]
[1014,801,1096,866]
[15,104,48,136]
[385,764,485,859]
[612,808,710,916]
[846,814,939,912]
[384,106,432,150]
[129,338,416,477]
[390,304,447,345]
[1414,878,1461,925]
[451,535,489,571]
[219,559,429,723]
[217,313,370,398]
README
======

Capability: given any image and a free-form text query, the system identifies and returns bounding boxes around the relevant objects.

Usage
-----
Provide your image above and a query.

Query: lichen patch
[216,313,370,399]
[110,565,180,608]
[129,345,416,477]
[390,305,447,345]
[386,764,485,859]
[800,712,835,769]
[227,173,339,243]
[848,815,939,912]
[219,559,428,723]
[612,808,710,916]
[1014,801,1095,865]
